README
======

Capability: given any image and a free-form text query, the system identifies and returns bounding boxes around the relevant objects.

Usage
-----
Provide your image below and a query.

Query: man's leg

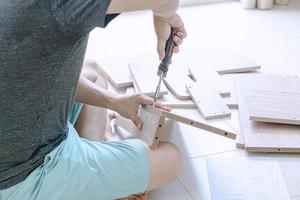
[75,60,183,198]
[75,59,108,141]
[145,141,183,191]
[118,141,182,200]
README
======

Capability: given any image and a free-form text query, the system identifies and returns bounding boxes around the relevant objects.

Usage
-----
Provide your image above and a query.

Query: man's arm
[107,0,186,61]
[107,0,179,17]
[76,76,169,128]
[75,76,116,110]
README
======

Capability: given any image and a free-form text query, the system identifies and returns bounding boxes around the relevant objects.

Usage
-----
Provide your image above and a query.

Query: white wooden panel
[128,63,168,97]
[206,157,290,200]
[188,66,231,97]
[235,74,300,152]
[186,82,231,120]
[211,47,261,74]
[114,107,164,147]
[98,63,133,88]
[143,106,236,140]
[126,87,195,108]
[163,70,192,100]
[248,90,300,125]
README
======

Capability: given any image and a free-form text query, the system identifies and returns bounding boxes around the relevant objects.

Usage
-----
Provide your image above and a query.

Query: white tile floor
[85,1,300,199]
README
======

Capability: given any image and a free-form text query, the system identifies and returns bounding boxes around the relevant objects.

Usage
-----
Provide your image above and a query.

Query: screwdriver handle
[158,29,175,76]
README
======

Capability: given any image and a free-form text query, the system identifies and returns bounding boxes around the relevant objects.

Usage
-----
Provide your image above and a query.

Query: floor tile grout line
[186,149,238,160]
[177,178,197,200]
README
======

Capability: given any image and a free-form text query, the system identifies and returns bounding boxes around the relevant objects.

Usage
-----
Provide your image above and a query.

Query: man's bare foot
[117,192,147,200]
[105,111,121,141]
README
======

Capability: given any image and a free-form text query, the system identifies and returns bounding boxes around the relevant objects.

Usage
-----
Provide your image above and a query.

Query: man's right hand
[153,13,187,61]
[110,94,171,130]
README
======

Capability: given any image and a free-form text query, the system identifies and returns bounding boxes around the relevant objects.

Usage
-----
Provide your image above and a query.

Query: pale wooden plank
[235,74,300,152]
[248,90,300,125]
[127,86,236,109]
[223,96,239,109]
[114,107,165,148]
[211,47,261,74]
[186,82,231,120]
[128,63,168,97]
[144,106,237,140]
[98,63,133,88]
[115,105,236,147]
[163,70,192,100]
[206,156,290,200]
[188,66,231,97]
[126,87,195,109]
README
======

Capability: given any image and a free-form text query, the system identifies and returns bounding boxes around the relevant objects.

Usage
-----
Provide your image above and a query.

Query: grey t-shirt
[0,0,118,189]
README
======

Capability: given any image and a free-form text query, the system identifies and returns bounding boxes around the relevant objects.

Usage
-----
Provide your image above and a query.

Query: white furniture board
[235,74,300,152]
[247,89,300,125]
[186,82,231,120]
[188,66,231,97]
[163,70,192,100]
[206,157,290,200]
[128,63,168,97]
[223,96,238,109]
[114,106,165,147]
[210,47,261,74]
[98,63,133,88]
[126,87,195,108]
[115,105,237,142]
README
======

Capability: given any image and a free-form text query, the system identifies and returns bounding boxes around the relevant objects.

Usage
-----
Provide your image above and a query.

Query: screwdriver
[153,29,175,102]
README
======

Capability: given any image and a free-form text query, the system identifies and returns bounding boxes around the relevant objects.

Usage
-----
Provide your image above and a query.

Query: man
[0,0,187,199]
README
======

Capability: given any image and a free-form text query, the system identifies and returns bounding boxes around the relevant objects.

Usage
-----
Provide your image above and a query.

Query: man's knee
[95,68,108,90]
[159,142,183,177]
[147,141,183,191]
[83,59,108,89]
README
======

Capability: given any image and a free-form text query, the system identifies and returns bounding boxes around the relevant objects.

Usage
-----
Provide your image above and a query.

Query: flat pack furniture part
[223,95,239,109]
[206,157,290,200]
[248,89,300,126]
[98,63,133,88]
[127,87,238,109]
[114,106,165,147]
[188,66,231,97]
[210,47,261,75]
[128,63,168,98]
[186,82,231,120]
[115,105,237,147]
[163,70,192,100]
[126,87,195,109]
[235,74,300,152]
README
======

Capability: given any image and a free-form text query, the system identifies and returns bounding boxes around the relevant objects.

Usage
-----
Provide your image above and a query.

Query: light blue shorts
[0,102,150,200]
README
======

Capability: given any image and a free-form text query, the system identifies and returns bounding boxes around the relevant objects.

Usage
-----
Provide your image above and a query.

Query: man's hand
[111,94,171,130]
[154,13,187,61]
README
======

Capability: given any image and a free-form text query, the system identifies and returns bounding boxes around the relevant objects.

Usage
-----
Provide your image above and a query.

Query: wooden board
[127,87,237,109]
[223,96,238,109]
[248,89,300,125]
[114,107,165,147]
[206,157,290,200]
[186,82,231,120]
[188,66,231,97]
[163,70,192,100]
[115,105,236,147]
[98,63,133,88]
[128,63,168,98]
[211,47,261,74]
[235,74,300,152]
[126,87,195,108]
[145,106,236,140]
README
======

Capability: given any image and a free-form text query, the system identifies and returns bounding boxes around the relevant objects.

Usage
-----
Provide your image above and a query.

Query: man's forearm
[75,76,117,110]
[107,0,179,17]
